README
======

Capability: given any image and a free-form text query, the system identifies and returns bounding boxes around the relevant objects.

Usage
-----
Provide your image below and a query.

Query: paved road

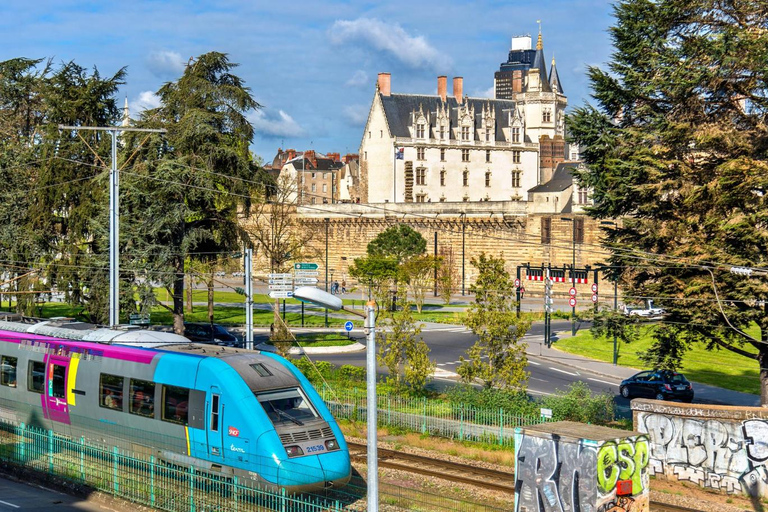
[0,478,120,511]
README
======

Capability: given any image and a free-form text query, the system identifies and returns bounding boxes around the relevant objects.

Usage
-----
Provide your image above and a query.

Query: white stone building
[359,33,568,205]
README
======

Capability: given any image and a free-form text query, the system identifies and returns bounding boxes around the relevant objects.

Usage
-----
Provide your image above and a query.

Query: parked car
[183,323,240,347]
[620,370,694,402]
[621,300,666,319]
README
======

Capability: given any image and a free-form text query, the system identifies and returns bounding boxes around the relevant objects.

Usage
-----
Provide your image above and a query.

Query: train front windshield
[255,388,319,426]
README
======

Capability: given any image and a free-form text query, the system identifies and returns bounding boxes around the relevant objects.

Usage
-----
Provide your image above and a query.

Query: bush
[443,385,540,416]
[338,365,366,382]
[541,381,615,424]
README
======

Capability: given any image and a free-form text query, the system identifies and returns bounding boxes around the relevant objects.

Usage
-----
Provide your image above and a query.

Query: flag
[395,147,404,160]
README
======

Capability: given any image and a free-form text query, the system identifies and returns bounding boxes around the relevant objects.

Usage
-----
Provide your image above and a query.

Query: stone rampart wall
[632,399,768,497]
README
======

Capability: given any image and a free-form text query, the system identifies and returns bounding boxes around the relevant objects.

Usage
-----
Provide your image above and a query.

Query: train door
[43,355,71,425]
[207,387,224,462]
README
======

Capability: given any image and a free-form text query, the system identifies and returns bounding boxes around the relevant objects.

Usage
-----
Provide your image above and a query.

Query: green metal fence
[0,415,513,512]
[321,386,548,446]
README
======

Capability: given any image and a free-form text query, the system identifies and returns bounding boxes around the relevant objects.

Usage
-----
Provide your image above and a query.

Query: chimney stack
[437,76,447,102]
[378,73,391,97]
[453,77,463,103]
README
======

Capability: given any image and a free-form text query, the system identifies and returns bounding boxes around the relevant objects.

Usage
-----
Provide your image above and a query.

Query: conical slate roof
[530,32,551,93]
[549,56,564,94]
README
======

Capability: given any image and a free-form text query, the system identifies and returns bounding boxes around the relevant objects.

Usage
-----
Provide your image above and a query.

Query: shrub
[541,381,615,424]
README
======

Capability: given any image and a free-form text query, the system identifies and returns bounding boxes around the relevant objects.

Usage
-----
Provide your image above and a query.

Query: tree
[437,246,459,305]
[378,305,435,391]
[350,224,427,306]
[123,52,261,333]
[367,224,426,264]
[567,1,768,402]
[458,253,530,390]
[400,255,440,313]
[244,173,320,271]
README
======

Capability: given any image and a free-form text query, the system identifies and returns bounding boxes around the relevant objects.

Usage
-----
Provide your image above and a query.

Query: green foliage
[338,364,366,382]
[443,385,540,416]
[379,305,436,392]
[541,382,615,425]
[590,307,640,359]
[458,253,531,390]
[366,225,426,264]
[123,52,262,332]
[567,0,768,399]
[399,255,440,313]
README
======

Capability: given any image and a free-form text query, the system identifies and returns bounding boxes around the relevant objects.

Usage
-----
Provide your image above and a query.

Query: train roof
[0,313,192,348]
[160,344,299,392]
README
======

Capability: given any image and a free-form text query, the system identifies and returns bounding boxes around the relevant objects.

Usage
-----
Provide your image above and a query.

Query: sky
[0,0,617,162]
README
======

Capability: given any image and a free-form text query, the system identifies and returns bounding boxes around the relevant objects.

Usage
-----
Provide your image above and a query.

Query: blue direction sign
[295,262,319,270]
[344,321,354,332]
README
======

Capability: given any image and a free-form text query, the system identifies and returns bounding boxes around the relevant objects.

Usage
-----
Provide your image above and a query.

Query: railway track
[348,441,708,511]
[346,441,516,494]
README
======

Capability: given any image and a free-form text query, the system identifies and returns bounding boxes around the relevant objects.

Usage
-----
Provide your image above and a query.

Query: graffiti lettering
[636,411,768,496]
[597,439,649,494]
[515,432,648,512]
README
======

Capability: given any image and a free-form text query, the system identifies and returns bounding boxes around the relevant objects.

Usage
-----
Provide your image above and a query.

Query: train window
[1,356,17,387]
[129,379,155,418]
[255,388,319,427]
[161,385,190,425]
[50,364,66,399]
[250,363,272,377]
[210,394,220,432]
[28,361,44,394]
[99,374,123,411]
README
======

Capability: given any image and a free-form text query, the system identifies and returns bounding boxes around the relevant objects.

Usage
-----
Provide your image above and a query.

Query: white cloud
[345,70,369,88]
[330,18,451,73]
[129,91,162,116]
[471,85,496,99]
[145,50,187,78]
[343,104,369,125]
[248,108,305,138]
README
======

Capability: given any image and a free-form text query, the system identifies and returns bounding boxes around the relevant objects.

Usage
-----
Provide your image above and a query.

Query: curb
[255,341,366,355]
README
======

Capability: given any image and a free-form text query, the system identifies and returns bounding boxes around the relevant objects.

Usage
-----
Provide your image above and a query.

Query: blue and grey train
[0,315,351,492]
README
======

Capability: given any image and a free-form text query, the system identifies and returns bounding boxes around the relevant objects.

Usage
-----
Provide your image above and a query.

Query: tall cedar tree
[122,53,260,333]
[458,253,530,390]
[0,59,125,320]
[567,1,768,402]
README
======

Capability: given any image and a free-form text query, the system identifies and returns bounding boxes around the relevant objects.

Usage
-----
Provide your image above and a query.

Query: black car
[183,323,240,347]
[620,370,694,402]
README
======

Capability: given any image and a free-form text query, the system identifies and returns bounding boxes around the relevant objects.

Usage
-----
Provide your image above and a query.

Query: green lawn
[554,324,761,395]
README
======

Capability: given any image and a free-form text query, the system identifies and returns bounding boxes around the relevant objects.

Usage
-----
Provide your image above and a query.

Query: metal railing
[321,386,549,447]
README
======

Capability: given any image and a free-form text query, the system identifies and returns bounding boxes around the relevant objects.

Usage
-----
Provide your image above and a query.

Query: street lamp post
[292,287,379,512]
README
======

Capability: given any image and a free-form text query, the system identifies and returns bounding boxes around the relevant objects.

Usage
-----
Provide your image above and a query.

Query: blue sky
[1,0,616,162]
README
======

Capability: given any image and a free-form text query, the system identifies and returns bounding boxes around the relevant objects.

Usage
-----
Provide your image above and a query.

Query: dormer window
[439,126,446,140]
[417,123,425,138]
[512,127,520,143]
[461,126,470,141]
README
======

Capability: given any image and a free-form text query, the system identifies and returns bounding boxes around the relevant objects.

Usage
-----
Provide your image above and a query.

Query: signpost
[569,297,577,307]
[592,294,599,303]
[591,283,599,293]
[269,291,293,299]
[569,287,577,297]
[295,263,319,270]
[294,277,319,285]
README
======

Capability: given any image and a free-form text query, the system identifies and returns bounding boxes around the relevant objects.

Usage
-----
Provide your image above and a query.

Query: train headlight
[285,445,304,457]
[324,439,339,451]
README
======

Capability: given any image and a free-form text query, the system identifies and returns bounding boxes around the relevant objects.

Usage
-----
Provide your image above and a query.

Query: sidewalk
[526,330,760,407]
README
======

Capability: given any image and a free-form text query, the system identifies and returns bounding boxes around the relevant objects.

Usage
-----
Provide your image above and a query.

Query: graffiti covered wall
[514,421,649,512]
[632,399,768,497]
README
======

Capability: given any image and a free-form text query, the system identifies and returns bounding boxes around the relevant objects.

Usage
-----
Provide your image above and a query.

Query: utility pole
[59,125,165,328]
[244,247,253,350]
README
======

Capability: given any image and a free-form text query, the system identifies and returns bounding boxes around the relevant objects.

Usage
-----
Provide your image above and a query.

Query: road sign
[269,291,294,299]
[569,287,577,297]
[345,321,354,332]
[295,270,319,276]
[269,278,292,284]
[591,283,598,293]
[294,278,318,284]
[268,273,292,278]
[514,278,521,288]
[295,263,318,270]
[592,294,599,303]
[268,284,293,290]
[569,297,577,307]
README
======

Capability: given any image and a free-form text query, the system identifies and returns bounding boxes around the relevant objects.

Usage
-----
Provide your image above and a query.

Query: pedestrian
[341,280,347,294]
[520,286,525,299]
